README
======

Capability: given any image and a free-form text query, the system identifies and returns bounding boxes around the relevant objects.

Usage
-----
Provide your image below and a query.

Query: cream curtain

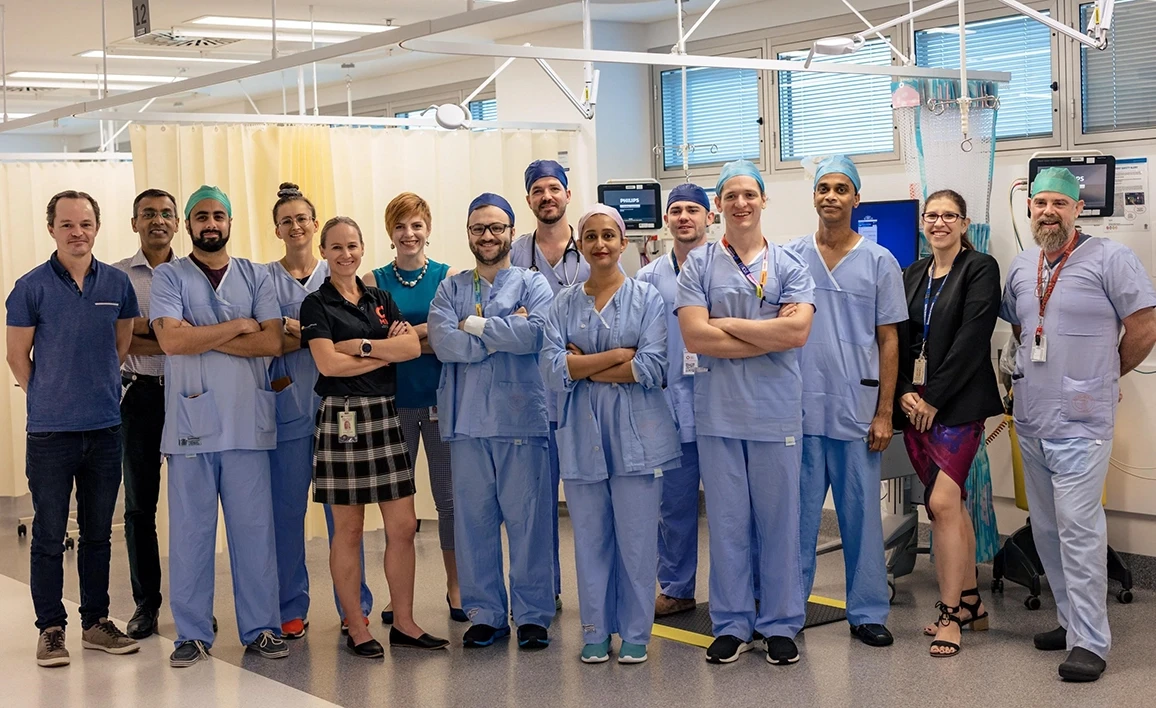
[129,124,585,546]
[0,160,138,497]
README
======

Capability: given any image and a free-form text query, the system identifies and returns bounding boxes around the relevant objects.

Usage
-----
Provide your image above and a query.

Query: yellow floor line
[652,596,847,647]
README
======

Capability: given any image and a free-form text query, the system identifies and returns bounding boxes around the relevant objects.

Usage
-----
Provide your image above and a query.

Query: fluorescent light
[189,15,395,34]
[2,112,34,119]
[172,26,356,44]
[3,79,165,91]
[78,50,258,65]
[9,71,186,84]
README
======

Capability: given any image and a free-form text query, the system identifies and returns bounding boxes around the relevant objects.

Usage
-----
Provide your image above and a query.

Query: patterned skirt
[903,419,985,521]
[313,394,416,506]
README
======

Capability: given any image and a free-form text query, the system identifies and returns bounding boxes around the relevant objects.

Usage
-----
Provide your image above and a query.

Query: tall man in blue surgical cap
[787,155,907,648]
[1001,167,1156,682]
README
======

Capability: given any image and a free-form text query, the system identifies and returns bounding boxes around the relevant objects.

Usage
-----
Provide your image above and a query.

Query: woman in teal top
[366,192,464,623]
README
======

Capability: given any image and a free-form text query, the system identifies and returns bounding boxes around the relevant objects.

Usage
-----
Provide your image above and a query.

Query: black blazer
[895,248,1004,428]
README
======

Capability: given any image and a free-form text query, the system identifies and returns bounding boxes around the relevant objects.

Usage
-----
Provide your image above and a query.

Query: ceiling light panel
[9,71,186,83]
[189,15,395,34]
[172,27,356,44]
[78,50,258,65]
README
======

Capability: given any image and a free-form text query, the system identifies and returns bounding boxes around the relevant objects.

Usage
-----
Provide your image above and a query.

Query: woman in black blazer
[895,189,1003,658]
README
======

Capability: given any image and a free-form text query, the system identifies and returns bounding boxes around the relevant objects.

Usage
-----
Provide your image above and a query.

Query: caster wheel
[17,523,27,538]
[1025,596,1041,611]
[1117,589,1133,604]
[64,537,75,551]
[991,578,1004,593]
[888,581,896,604]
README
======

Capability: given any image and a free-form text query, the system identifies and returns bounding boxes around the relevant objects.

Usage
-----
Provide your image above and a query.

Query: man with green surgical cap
[1000,166,1156,682]
[149,185,290,667]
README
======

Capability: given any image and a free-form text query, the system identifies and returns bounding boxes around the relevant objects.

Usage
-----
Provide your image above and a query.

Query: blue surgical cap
[716,160,765,196]
[185,185,232,219]
[666,183,711,212]
[813,155,862,193]
[524,159,568,193]
[468,192,515,228]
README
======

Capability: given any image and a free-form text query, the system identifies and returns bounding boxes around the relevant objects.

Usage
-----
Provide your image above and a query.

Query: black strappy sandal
[929,601,962,658]
[924,586,990,636]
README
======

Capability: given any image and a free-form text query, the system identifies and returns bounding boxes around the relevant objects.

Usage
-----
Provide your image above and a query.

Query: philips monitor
[597,182,662,230]
[1027,155,1116,218]
[851,199,920,269]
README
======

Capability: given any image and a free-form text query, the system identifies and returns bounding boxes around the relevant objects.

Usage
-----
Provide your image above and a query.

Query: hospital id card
[912,356,927,386]
[1031,335,1047,363]
[338,411,358,443]
[683,351,700,376]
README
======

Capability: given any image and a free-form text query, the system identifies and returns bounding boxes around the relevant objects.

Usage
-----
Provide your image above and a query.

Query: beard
[470,238,511,266]
[1031,215,1073,253]
[533,202,566,225]
[673,226,706,244]
[192,228,230,253]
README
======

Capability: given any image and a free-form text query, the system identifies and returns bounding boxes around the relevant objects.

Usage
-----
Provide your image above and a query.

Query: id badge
[682,350,699,376]
[912,356,927,386]
[338,411,358,443]
[1031,335,1048,363]
[428,406,439,422]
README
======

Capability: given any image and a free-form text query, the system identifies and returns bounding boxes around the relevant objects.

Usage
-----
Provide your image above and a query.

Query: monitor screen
[597,183,662,230]
[1027,156,1116,217]
[851,199,920,269]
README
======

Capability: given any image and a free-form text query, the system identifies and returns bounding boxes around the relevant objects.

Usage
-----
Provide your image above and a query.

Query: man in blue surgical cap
[636,183,714,617]
[786,155,907,648]
[429,193,557,650]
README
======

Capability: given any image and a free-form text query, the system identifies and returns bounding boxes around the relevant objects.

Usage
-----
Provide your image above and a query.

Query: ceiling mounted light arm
[993,0,1111,50]
[98,96,157,151]
[837,0,910,65]
[677,0,724,48]
[462,54,517,106]
[533,54,597,120]
[849,0,958,48]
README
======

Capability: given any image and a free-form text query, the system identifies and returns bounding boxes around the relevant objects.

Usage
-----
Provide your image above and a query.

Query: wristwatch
[359,339,372,357]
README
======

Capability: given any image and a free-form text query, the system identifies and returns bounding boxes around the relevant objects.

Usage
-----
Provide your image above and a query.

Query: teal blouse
[372,259,451,409]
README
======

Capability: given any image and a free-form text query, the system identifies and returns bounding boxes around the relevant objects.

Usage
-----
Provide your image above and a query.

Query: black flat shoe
[849,623,894,647]
[389,627,449,650]
[126,605,159,640]
[1034,626,1067,651]
[447,595,468,623]
[346,635,384,658]
[1059,647,1106,682]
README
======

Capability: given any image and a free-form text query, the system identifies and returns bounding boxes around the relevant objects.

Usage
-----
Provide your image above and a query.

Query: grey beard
[1031,223,1071,253]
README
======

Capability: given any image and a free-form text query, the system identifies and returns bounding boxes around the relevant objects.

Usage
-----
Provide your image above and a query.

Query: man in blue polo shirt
[6,190,141,667]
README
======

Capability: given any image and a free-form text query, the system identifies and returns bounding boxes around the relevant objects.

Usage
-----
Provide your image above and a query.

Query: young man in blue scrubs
[150,185,288,668]
[676,160,815,666]
[1002,167,1156,682]
[7,190,141,667]
[636,183,714,617]
[428,193,557,650]
[788,156,907,647]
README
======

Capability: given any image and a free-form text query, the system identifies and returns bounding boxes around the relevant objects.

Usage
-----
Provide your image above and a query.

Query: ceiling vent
[2,86,60,94]
[134,31,241,48]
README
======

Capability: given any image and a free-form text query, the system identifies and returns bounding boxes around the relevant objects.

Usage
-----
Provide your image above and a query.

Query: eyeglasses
[278,215,314,228]
[921,212,963,224]
[138,209,176,221]
[468,223,512,237]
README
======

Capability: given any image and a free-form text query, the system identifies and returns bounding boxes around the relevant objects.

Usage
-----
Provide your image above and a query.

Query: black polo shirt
[300,277,404,398]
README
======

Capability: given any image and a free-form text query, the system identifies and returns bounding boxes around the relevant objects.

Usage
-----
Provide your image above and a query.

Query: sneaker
[849,623,894,647]
[37,627,70,667]
[766,636,800,665]
[81,618,140,655]
[463,624,510,648]
[555,595,563,612]
[517,624,550,650]
[246,631,289,659]
[1034,626,1067,651]
[1059,647,1106,682]
[126,605,159,640]
[580,638,611,664]
[170,640,210,668]
[281,618,308,639]
[618,641,648,664]
[706,635,754,664]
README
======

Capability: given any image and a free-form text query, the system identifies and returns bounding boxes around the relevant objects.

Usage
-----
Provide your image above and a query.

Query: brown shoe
[654,594,696,617]
[37,627,70,667]
[81,618,140,655]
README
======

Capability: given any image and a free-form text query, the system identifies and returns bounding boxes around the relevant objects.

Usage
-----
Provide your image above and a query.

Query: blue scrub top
[266,259,329,442]
[428,266,554,442]
[541,277,682,481]
[372,259,450,410]
[786,235,907,440]
[150,256,282,455]
[674,240,816,443]
[510,231,590,295]
[1000,236,1156,440]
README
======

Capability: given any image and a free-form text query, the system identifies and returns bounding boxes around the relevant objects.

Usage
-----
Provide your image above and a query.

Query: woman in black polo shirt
[300,216,448,657]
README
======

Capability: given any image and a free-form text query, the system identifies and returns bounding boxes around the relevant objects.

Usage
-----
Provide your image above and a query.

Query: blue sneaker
[618,641,648,664]
[581,639,611,664]
[517,624,550,650]
[463,624,511,648]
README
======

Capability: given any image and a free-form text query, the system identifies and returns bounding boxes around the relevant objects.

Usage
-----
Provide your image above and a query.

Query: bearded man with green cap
[149,185,289,667]
[1000,167,1156,682]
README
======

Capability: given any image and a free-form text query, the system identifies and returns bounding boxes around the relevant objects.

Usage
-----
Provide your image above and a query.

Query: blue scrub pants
[451,438,554,629]
[167,450,280,647]
[798,435,890,627]
[548,423,563,596]
[565,473,662,646]
[658,441,700,600]
[269,435,312,624]
[1018,435,1113,659]
[323,505,373,620]
[699,435,805,640]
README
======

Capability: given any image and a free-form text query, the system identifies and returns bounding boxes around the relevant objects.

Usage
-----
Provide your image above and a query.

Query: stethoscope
[529,228,582,287]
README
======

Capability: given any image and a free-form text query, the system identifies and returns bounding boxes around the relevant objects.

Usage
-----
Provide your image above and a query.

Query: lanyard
[670,250,680,276]
[921,267,950,353]
[1034,236,1079,343]
[721,238,768,300]
[472,269,484,316]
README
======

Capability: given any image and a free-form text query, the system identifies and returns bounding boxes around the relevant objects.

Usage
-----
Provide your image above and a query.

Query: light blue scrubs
[786,235,907,627]
[265,260,372,624]
[150,256,282,647]
[637,252,702,600]
[510,231,589,598]
[1001,236,1156,659]
[542,277,680,646]
[428,266,556,630]
[674,241,816,640]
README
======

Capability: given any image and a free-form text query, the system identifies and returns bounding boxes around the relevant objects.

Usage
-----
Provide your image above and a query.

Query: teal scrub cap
[716,160,765,196]
[814,154,861,192]
[1030,167,1081,202]
[184,185,232,219]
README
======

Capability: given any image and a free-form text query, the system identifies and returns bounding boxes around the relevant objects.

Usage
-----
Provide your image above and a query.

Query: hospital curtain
[0,160,138,497]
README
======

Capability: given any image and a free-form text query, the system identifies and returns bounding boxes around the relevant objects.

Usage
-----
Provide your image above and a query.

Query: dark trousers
[26,427,123,631]
[121,375,166,611]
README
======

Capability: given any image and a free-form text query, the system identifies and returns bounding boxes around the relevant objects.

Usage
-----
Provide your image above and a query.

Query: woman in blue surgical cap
[541,204,681,664]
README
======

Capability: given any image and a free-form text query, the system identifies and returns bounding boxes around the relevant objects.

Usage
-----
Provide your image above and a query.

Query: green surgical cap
[1030,167,1081,202]
[184,185,232,219]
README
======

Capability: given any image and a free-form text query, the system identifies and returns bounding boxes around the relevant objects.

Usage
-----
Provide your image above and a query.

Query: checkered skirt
[313,395,416,505]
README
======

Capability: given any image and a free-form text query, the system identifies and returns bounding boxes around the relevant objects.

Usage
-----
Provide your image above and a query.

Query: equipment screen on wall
[1028,155,1116,218]
[851,199,920,268]
[597,182,662,230]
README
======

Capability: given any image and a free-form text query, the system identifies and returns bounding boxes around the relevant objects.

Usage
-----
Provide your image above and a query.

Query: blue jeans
[26,427,123,631]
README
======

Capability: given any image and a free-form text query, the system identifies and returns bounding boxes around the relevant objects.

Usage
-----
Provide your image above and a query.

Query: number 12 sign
[133,0,150,38]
